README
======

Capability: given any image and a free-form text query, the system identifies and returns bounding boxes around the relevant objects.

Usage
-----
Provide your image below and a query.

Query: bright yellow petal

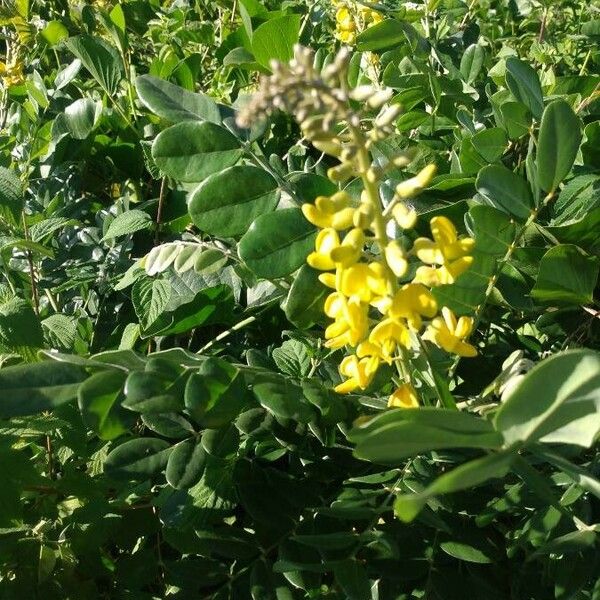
[325,320,349,340]
[334,378,359,394]
[392,203,417,229]
[388,383,419,408]
[413,265,442,287]
[441,307,457,333]
[315,228,340,254]
[430,216,457,249]
[413,238,443,264]
[453,340,478,357]
[307,252,335,271]
[324,292,345,318]
[340,354,359,377]
[447,255,473,280]
[302,204,331,228]
[331,207,356,230]
[455,316,473,339]
[356,341,382,358]
[318,272,337,289]
[339,263,372,302]
[385,241,408,277]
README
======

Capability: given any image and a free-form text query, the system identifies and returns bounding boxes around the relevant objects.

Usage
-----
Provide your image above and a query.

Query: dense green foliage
[0,0,599,598]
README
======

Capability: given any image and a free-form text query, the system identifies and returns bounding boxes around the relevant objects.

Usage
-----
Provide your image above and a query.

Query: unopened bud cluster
[237,46,400,149]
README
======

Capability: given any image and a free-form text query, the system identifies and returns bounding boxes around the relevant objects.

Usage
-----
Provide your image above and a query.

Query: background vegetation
[0,0,599,598]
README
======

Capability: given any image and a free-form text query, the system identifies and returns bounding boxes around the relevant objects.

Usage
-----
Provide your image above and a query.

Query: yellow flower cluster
[302,165,477,403]
[333,0,383,45]
[0,58,25,88]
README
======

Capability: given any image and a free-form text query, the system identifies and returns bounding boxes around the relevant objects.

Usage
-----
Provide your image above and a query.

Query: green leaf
[0,167,24,227]
[135,74,221,124]
[64,35,124,95]
[42,314,77,350]
[284,265,327,329]
[460,43,485,84]
[0,361,86,418]
[104,438,172,481]
[533,448,600,501]
[394,451,514,522]
[531,244,599,305]
[551,174,600,224]
[499,101,531,139]
[533,530,597,557]
[333,560,372,600]
[41,20,69,45]
[185,358,247,428]
[123,370,184,413]
[252,15,301,69]
[252,374,316,423]
[356,19,418,52]
[581,120,600,169]
[349,408,502,463]
[62,98,101,140]
[494,349,600,447]
[142,412,194,439]
[166,438,207,489]
[505,57,544,119]
[102,209,152,240]
[476,164,533,219]
[152,121,242,183]
[581,19,600,37]
[239,208,317,279]
[469,127,508,163]
[132,277,172,332]
[0,297,43,356]
[188,166,280,237]
[271,340,310,377]
[78,370,131,440]
[536,99,582,194]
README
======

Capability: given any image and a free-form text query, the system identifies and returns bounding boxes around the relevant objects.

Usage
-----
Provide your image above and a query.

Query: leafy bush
[0,0,599,598]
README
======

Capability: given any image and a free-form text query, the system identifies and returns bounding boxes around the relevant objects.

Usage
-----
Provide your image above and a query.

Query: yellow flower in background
[0,58,25,88]
[413,216,475,286]
[423,307,478,357]
[388,383,419,408]
[333,0,382,45]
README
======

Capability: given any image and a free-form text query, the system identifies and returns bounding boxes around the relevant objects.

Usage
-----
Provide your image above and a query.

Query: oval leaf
[476,164,533,219]
[166,438,207,489]
[152,121,242,182]
[536,99,582,194]
[239,208,317,279]
[189,166,280,237]
[104,438,171,481]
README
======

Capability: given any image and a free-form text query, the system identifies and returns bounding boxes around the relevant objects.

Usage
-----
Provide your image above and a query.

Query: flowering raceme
[236,45,477,407]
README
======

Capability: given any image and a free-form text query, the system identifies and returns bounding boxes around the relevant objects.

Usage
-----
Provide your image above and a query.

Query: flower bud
[353,203,374,229]
[367,88,394,108]
[395,164,437,198]
[312,138,343,157]
[350,85,377,101]
[327,162,355,183]
[375,104,403,128]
